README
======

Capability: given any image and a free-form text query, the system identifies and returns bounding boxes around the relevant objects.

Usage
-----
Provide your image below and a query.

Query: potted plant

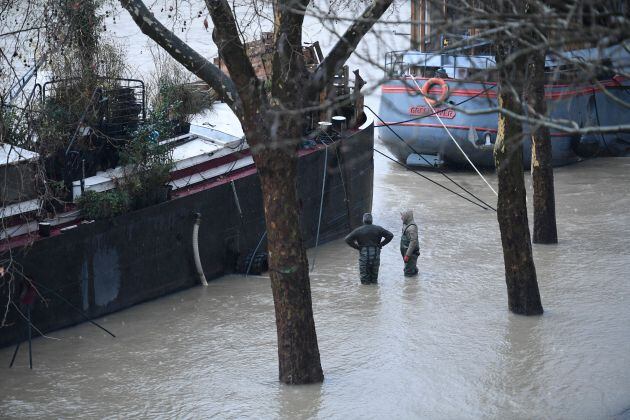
[120,108,175,209]
[150,54,215,135]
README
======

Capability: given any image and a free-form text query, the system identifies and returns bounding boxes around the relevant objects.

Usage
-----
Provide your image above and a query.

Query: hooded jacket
[400,210,419,257]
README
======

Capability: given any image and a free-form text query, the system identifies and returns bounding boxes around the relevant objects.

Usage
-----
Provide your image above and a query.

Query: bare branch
[271,0,310,103]
[205,0,266,119]
[119,0,243,118]
[310,0,394,92]
[450,103,630,135]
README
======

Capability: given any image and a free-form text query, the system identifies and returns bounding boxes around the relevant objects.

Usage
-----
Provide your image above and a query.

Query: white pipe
[192,213,208,286]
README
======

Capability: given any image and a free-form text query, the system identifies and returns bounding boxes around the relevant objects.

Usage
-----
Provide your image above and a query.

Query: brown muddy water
[1,155,629,419]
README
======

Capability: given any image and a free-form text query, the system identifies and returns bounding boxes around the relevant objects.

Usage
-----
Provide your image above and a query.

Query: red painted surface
[0,140,332,252]
[169,148,251,180]
[382,78,624,100]
[376,121,498,133]
[375,121,571,138]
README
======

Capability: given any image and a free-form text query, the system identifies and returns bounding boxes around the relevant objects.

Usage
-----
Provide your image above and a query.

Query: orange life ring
[421,78,450,106]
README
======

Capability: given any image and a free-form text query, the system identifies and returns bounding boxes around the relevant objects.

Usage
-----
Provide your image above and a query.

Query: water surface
[1,156,629,419]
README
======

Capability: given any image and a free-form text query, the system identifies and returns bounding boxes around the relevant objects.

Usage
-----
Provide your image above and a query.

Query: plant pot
[38,222,52,237]
[173,121,191,135]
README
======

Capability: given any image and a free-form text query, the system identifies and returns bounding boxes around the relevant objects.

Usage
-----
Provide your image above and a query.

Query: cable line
[365,105,496,211]
[407,75,498,196]
[374,148,494,212]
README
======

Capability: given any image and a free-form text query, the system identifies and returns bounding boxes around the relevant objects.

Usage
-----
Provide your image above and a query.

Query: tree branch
[119,0,243,119]
[450,103,630,135]
[271,0,310,102]
[205,0,266,119]
[310,0,394,92]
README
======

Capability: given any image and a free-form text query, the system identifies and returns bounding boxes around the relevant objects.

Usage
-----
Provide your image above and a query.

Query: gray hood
[401,210,414,225]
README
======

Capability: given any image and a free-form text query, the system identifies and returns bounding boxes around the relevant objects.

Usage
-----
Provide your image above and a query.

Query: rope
[365,105,496,211]
[407,75,498,196]
[310,144,329,271]
[335,146,352,230]
[374,148,493,211]
[230,181,243,218]
[28,279,116,338]
[245,230,267,277]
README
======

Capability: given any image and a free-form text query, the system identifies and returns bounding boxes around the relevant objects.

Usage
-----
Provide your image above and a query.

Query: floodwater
[1,155,629,419]
[3,1,630,417]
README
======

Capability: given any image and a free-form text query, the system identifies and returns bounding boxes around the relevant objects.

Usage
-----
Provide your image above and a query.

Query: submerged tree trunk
[252,138,324,384]
[120,0,393,385]
[527,39,558,244]
[494,40,544,316]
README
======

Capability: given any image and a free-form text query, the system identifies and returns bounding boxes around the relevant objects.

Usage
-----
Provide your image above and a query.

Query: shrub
[148,50,215,126]
[78,189,130,220]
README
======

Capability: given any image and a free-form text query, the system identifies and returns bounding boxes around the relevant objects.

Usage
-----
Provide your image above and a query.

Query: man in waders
[344,213,393,284]
[400,210,420,276]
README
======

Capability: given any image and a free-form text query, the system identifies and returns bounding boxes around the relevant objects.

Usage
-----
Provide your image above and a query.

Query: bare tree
[493,4,544,315]
[404,0,627,314]
[118,0,393,384]
[525,10,557,245]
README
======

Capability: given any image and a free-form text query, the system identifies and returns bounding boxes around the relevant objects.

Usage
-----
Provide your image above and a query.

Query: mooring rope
[365,105,496,211]
[407,75,498,196]
[245,230,267,277]
[335,146,352,230]
[374,148,493,211]
[28,279,116,338]
[311,144,329,271]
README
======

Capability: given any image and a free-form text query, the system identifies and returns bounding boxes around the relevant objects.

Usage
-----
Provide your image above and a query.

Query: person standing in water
[344,213,393,284]
[400,210,420,277]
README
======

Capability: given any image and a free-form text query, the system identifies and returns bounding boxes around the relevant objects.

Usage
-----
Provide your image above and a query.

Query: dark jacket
[345,224,394,250]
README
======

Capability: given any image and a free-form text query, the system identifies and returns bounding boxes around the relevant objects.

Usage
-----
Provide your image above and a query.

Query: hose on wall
[193,213,208,286]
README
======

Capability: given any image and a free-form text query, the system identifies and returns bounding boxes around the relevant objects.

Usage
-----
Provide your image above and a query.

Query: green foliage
[77,107,175,219]
[38,38,130,161]
[122,108,174,180]
[118,109,175,209]
[0,107,30,148]
[149,51,215,125]
[77,189,130,220]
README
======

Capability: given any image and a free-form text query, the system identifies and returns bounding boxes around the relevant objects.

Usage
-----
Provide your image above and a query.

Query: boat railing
[43,77,146,123]
[385,50,496,79]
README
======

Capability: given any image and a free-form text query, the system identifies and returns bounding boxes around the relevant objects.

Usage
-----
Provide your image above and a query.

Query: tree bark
[252,141,324,384]
[494,39,544,316]
[120,0,394,384]
[527,30,558,244]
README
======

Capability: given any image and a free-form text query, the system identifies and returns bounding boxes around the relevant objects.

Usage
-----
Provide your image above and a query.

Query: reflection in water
[485,315,546,416]
[1,157,630,418]
[277,382,323,420]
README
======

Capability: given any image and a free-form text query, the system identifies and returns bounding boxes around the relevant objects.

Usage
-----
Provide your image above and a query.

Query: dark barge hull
[0,123,374,348]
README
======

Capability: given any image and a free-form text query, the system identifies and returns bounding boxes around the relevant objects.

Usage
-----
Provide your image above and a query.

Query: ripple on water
[1,158,630,419]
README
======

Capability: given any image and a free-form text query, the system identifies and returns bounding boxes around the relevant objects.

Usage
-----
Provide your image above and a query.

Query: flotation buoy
[421,77,450,106]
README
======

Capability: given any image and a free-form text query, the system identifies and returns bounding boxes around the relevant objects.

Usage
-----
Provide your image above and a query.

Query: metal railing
[43,77,146,124]
[385,50,496,78]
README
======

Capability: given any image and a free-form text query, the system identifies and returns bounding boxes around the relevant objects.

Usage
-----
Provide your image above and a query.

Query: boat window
[455,68,468,80]
[464,68,496,83]
[423,67,439,78]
